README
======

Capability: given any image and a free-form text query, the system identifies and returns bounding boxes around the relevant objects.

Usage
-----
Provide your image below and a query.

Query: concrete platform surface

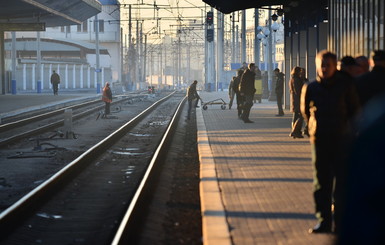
[0,92,101,119]
[197,91,335,245]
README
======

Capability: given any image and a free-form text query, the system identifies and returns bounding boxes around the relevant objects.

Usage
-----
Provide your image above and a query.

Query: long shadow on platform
[203,210,315,220]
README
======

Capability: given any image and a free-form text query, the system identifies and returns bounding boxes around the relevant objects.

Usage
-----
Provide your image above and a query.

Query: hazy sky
[119,0,265,44]
[120,0,209,37]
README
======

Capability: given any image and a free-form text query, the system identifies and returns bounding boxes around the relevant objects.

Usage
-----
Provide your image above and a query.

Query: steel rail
[0,95,145,133]
[0,95,147,147]
[0,92,176,236]
[111,95,187,244]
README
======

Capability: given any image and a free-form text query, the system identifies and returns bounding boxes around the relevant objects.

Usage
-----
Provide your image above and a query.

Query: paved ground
[197,91,336,245]
[0,92,101,119]
[0,90,336,244]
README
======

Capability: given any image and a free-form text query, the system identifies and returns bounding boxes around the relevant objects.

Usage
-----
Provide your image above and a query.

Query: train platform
[197,91,335,245]
[0,91,101,120]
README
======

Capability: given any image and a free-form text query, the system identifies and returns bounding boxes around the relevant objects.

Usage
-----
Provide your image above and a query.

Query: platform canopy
[202,0,289,14]
[0,0,102,29]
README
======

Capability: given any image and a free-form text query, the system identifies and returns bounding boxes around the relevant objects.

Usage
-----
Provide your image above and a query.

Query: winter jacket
[301,71,360,142]
[239,69,256,96]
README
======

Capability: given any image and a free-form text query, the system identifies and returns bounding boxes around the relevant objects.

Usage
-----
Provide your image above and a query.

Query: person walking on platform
[274,68,285,116]
[186,80,200,120]
[233,69,244,118]
[50,70,60,95]
[301,50,360,234]
[289,67,304,138]
[102,82,112,116]
[228,76,236,109]
[239,63,256,123]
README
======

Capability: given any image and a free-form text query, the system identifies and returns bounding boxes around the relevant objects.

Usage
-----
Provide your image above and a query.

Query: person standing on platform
[233,69,244,118]
[274,68,285,116]
[289,66,304,138]
[253,66,262,103]
[50,70,60,95]
[186,80,200,120]
[301,50,360,234]
[338,56,361,78]
[239,63,256,123]
[355,50,385,107]
[102,82,112,116]
[228,76,236,110]
[355,55,370,76]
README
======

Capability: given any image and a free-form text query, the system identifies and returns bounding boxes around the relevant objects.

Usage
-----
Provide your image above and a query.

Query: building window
[61,26,71,33]
[77,21,88,33]
[94,20,104,33]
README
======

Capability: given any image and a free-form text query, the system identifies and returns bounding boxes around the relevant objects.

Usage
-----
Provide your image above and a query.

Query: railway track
[0,92,190,244]
[0,94,148,148]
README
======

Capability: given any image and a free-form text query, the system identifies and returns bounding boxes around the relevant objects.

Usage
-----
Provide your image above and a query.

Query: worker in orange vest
[102,82,112,116]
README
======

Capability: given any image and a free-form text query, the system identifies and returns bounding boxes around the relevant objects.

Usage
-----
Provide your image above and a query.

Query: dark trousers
[241,94,253,120]
[312,139,346,231]
[229,90,235,109]
[105,102,111,115]
[236,93,244,117]
[276,92,284,115]
[291,110,304,135]
[187,98,198,119]
[53,84,59,95]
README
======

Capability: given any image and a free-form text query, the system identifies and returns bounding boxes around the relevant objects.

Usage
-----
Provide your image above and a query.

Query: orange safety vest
[102,87,112,103]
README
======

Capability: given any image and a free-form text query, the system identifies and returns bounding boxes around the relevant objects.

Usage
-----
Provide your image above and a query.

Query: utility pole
[164,41,167,86]
[231,12,236,64]
[36,31,41,93]
[159,44,163,87]
[206,8,215,91]
[187,41,190,84]
[254,8,260,67]
[178,34,181,89]
[216,10,224,91]
[267,9,274,101]
[95,15,101,93]
[241,10,246,63]
[143,34,147,88]
[11,32,16,94]
[120,27,123,86]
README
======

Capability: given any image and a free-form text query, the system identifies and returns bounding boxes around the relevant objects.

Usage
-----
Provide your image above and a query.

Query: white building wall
[12,2,121,84]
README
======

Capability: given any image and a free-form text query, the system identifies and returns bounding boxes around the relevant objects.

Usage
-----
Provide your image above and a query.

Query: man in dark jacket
[233,69,244,118]
[355,50,385,106]
[186,80,200,120]
[50,70,60,95]
[239,63,256,123]
[301,50,360,234]
[274,68,285,116]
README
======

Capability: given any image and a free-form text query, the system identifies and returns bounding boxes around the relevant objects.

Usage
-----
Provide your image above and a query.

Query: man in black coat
[232,69,244,118]
[50,70,60,95]
[355,50,385,106]
[186,80,200,120]
[301,50,360,234]
[274,68,285,116]
[239,63,256,123]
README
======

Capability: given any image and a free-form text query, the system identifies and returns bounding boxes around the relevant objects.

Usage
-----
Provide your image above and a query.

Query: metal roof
[0,0,102,28]
[4,37,109,54]
[202,0,286,14]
